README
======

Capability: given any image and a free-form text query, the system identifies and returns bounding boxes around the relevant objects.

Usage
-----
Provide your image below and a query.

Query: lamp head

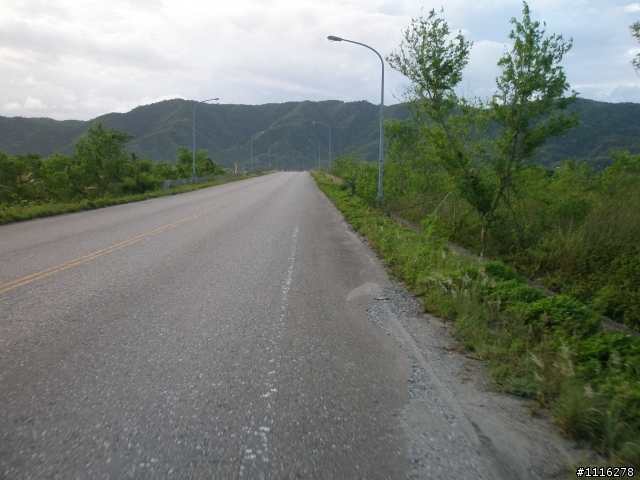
[327,35,342,42]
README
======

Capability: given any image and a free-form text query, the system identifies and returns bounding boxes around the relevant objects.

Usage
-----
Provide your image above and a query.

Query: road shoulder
[367,282,594,479]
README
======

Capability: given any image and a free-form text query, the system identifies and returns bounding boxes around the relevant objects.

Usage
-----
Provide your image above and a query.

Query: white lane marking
[240,222,300,476]
[280,225,299,317]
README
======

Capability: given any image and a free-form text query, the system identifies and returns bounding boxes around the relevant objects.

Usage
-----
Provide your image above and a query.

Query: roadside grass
[0,172,270,225]
[312,171,640,467]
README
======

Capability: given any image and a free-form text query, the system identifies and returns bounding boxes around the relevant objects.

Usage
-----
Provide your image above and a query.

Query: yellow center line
[0,198,236,295]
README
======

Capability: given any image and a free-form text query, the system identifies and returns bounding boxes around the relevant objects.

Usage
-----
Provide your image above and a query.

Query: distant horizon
[1,95,636,123]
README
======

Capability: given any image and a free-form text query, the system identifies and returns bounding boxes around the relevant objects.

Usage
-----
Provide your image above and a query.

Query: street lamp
[268,142,278,170]
[251,131,264,173]
[328,35,385,204]
[193,98,219,182]
[312,121,331,170]
[309,139,320,169]
[308,147,317,170]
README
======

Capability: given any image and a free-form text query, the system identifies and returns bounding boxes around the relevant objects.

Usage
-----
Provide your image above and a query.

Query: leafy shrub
[489,280,546,305]
[451,261,521,284]
[484,261,521,282]
[576,332,640,367]
[524,295,602,339]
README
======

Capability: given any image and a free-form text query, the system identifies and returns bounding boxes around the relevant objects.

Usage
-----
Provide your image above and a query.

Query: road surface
[0,172,583,479]
[0,173,412,478]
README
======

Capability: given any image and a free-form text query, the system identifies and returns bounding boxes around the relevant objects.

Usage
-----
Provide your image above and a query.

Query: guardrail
[162,173,246,190]
[214,173,247,180]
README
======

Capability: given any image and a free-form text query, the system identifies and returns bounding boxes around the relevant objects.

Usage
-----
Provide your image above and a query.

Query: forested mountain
[0,98,638,171]
[538,99,640,170]
[0,100,408,171]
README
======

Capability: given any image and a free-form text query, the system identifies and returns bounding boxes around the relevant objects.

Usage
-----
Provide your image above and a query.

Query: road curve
[0,173,413,478]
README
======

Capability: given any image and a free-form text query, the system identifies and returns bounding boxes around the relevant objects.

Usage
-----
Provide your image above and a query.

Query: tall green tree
[39,153,78,201]
[120,153,163,194]
[386,8,487,214]
[0,151,24,203]
[631,21,640,72]
[175,147,226,178]
[73,121,134,196]
[0,152,44,203]
[386,3,578,235]
[489,2,578,233]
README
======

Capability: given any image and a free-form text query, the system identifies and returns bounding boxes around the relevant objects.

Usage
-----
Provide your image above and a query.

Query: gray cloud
[0,19,186,71]
[0,0,639,120]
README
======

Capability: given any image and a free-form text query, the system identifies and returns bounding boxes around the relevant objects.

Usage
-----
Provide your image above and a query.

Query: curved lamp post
[251,131,264,172]
[268,142,278,170]
[312,121,331,170]
[328,35,384,204]
[193,98,219,182]
[309,139,320,169]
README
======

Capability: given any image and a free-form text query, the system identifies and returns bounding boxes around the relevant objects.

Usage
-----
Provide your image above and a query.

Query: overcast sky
[2,0,640,121]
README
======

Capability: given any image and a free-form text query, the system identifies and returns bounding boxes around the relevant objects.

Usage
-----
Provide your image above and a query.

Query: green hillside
[0,97,638,171]
[0,99,408,171]
[0,116,87,157]
[536,98,640,170]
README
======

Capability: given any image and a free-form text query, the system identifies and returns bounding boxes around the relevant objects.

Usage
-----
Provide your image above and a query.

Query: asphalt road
[0,173,413,479]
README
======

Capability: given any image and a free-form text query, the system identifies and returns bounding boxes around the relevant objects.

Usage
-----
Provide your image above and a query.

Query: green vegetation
[313,171,640,465]
[0,100,409,170]
[386,3,577,229]
[331,3,640,332]
[320,2,640,465]
[354,146,640,332]
[0,121,238,225]
[631,20,640,73]
[0,174,260,225]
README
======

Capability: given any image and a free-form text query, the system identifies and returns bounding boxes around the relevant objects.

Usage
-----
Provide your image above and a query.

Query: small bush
[484,261,521,282]
[524,295,602,339]
[490,280,546,305]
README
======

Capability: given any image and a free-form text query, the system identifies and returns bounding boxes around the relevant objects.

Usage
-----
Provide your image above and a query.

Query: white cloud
[3,102,21,111]
[24,96,46,109]
[0,0,638,120]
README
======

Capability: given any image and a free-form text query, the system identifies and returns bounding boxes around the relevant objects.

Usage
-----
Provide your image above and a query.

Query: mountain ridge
[1,98,638,171]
